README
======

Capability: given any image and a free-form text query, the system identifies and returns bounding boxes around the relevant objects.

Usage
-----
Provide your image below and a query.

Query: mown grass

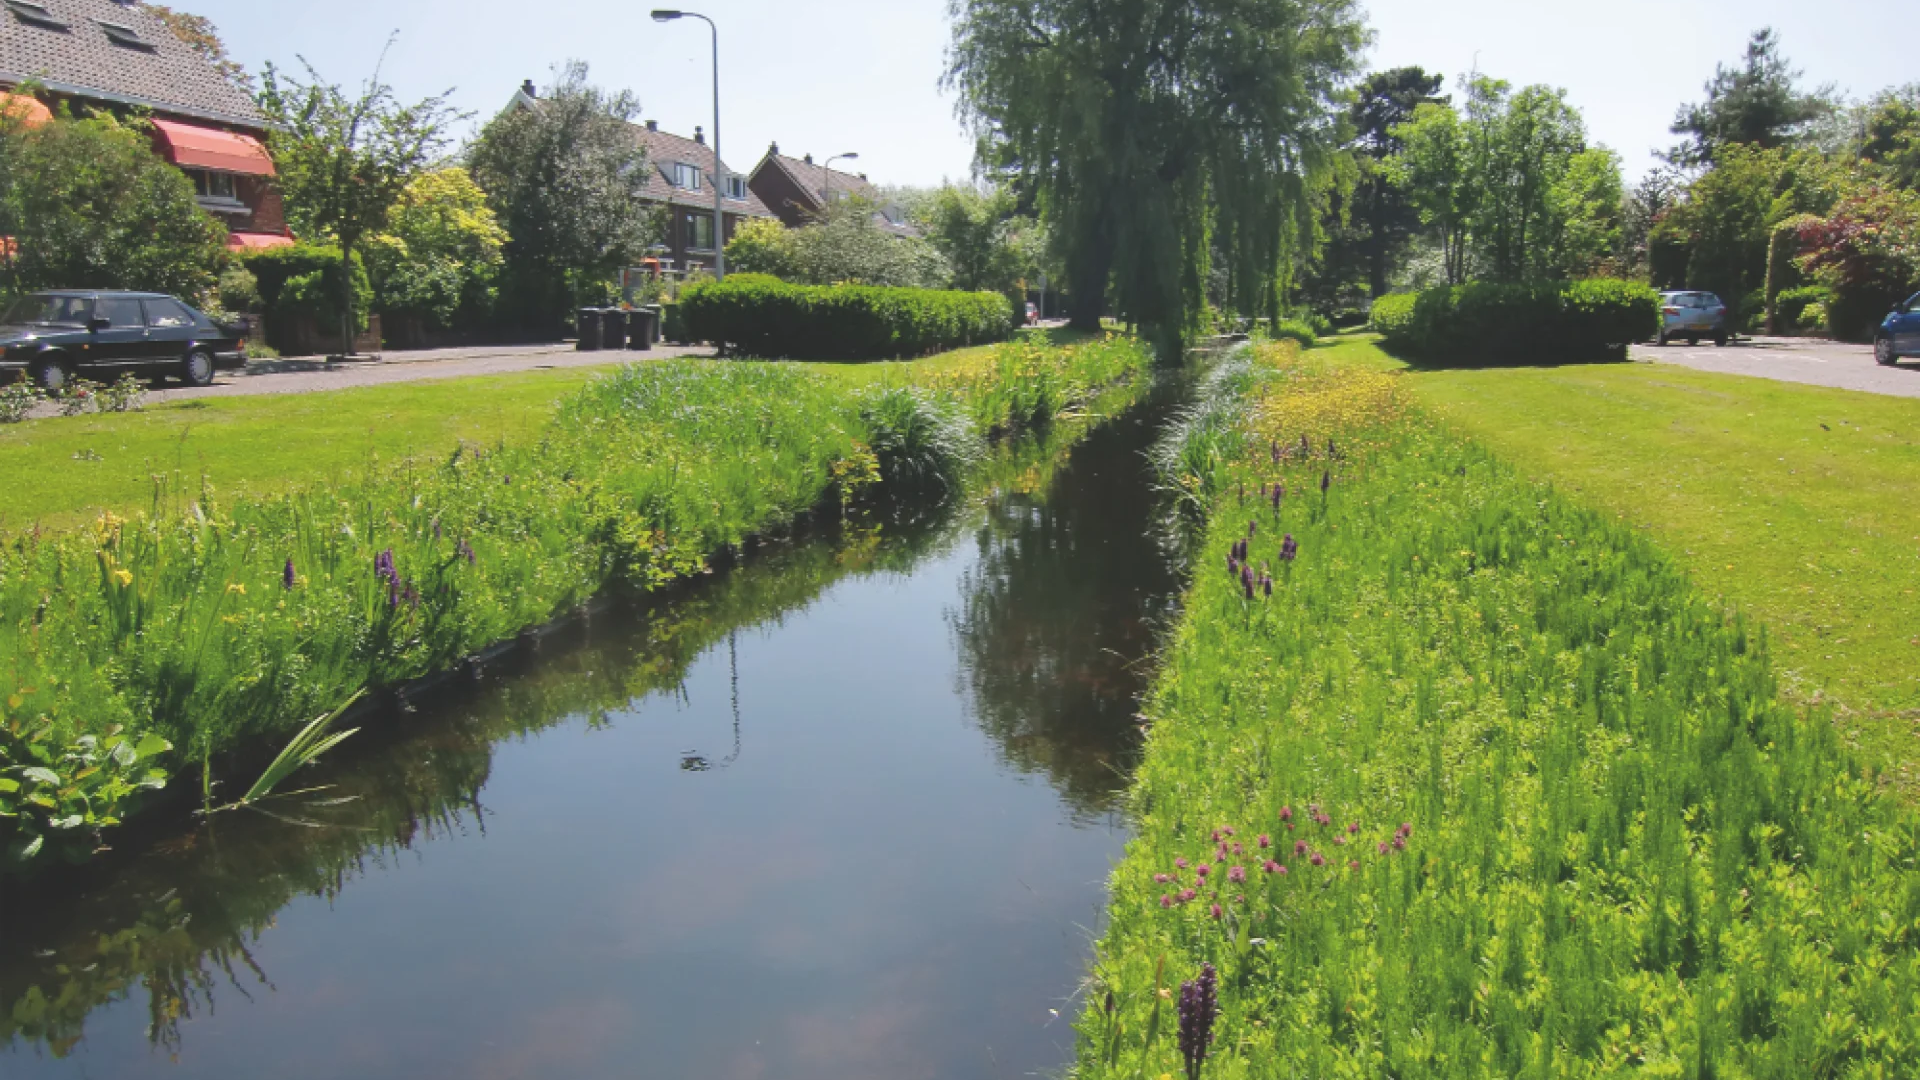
[0,365,631,533]
[0,334,1151,867]
[1078,342,1920,1078]
[1320,333,1920,784]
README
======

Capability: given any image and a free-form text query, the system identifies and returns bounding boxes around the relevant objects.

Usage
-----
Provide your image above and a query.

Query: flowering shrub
[94,374,147,413]
[0,380,41,423]
[1080,347,1920,1076]
[56,379,99,417]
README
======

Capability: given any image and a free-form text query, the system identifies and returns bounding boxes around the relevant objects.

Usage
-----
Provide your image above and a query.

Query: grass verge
[1077,342,1920,1077]
[0,333,1150,869]
[1320,333,1920,784]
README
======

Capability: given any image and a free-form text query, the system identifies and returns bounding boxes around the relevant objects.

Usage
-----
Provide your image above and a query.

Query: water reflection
[0,375,1188,1078]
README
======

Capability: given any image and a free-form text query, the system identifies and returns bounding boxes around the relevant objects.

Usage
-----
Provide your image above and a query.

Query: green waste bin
[575,308,603,351]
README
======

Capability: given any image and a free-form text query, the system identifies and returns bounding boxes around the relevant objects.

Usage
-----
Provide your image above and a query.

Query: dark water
[0,378,1187,1080]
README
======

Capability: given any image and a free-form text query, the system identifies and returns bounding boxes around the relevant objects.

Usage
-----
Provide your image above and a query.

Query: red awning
[151,118,275,176]
[227,231,295,251]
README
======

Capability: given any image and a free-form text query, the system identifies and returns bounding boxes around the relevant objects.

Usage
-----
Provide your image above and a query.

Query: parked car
[0,291,245,392]
[1874,290,1920,366]
[1025,301,1039,326]
[1656,291,1730,346]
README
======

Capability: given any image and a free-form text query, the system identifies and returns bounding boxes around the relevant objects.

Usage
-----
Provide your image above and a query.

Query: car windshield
[3,294,92,326]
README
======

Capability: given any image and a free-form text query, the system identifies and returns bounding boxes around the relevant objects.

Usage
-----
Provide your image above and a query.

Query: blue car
[1875,290,1920,367]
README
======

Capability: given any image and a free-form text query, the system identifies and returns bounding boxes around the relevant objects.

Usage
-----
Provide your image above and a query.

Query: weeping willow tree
[945,0,1366,357]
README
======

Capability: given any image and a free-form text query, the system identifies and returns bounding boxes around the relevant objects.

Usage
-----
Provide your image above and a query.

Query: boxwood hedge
[1370,279,1659,363]
[679,277,1013,361]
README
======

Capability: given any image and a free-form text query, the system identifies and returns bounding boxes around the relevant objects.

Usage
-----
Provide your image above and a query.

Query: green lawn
[0,364,642,532]
[1320,333,1920,782]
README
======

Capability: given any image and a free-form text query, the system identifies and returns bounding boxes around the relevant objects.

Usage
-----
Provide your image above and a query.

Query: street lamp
[823,152,858,212]
[651,10,726,280]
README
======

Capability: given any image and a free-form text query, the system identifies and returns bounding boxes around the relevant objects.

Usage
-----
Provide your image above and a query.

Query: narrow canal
[0,376,1190,1079]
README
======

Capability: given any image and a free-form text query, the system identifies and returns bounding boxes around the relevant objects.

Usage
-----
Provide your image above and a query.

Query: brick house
[747,144,920,238]
[0,0,292,251]
[503,82,777,278]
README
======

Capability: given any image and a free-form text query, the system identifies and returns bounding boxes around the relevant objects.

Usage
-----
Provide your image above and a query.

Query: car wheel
[1714,331,1729,347]
[1876,336,1898,366]
[1656,332,1669,346]
[29,356,71,393]
[1688,336,1700,346]
[182,348,215,388]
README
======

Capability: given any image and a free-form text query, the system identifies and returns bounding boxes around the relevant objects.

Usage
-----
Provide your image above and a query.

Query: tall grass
[1079,342,1920,1077]
[0,335,1152,868]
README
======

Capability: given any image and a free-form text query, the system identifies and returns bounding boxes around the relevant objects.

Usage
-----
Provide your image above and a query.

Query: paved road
[1631,335,1920,399]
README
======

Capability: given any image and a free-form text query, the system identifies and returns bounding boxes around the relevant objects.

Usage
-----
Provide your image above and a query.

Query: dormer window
[672,163,702,190]
[97,19,151,49]
[5,0,67,28]
[723,175,747,201]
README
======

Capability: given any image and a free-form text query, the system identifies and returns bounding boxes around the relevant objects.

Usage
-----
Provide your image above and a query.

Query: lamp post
[822,151,858,212]
[651,10,725,280]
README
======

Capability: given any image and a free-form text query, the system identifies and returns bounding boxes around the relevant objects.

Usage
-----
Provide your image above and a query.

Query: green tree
[1859,86,1920,189]
[1345,67,1447,297]
[1389,102,1474,284]
[1795,182,1920,339]
[1660,144,1845,304]
[467,62,657,332]
[258,48,460,353]
[920,184,1037,303]
[722,217,799,278]
[947,0,1367,355]
[787,198,951,289]
[0,111,227,301]
[1668,28,1833,167]
[364,167,507,330]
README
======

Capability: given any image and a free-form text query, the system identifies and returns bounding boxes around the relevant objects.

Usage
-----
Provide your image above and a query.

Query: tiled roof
[0,0,263,128]
[630,121,775,218]
[757,150,921,238]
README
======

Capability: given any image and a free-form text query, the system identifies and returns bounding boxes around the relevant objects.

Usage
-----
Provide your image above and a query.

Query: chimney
[694,126,705,144]
[803,152,813,164]
[521,79,537,99]
[646,120,658,132]
[859,172,868,181]
[769,140,779,156]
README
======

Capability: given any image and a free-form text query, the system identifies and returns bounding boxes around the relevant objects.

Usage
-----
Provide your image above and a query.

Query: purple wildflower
[1349,860,1361,872]
[1261,574,1273,598]
[1176,964,1219,1080]
[1270,484,1283,511]
[1209,903,1223,920]
[1270,440,1281,465]
[1258,834,1270,849]
[1348,822,1360,834]
[1231,841,1243,856]
[1175,857,1189,870]
[1299,434,1310,456]
[431,517,442,541]
[1378,842,1390,855]
[1280,535,1298,562]
[283,558,296,590]
[1321,470,1331,494]
[387,576,401,610]
[1161,894,1173,908]
[1227,865,1246,884]
[459,539,477,566]
[1294,839,1308,855]
[1221,827,1234,837]
[1154,873,1171,884]
[1195,864,1210,880]
[1279,805,1292,822]
[1310,852,1325,867]
[374,548,397,585]
[1247,519,1257,538]
[1241,564,1255,599]
[1393,836,1406,851]
[1178,888,1196,904]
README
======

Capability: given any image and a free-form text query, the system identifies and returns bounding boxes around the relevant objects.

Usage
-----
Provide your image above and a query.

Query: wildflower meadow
[1078,341,1920,1078]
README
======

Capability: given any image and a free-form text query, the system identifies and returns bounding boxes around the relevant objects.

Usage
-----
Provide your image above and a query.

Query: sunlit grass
[1079,342,1920,1078]
[1321,333,1920,783]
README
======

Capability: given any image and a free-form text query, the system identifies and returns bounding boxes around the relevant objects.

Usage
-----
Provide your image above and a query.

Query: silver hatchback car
[1657,291,1730,346]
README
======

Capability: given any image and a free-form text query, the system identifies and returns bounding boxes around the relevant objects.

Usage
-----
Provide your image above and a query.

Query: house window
[687,213,714,251]
[672,163,702,190]
[96,18,151,48]
[723,175,747,201]
[190,170,238,201]
[5,0,67,28]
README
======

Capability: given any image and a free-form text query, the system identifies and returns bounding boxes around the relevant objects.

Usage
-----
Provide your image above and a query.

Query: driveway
[115,341,717,408]
[1630,336,1920,399]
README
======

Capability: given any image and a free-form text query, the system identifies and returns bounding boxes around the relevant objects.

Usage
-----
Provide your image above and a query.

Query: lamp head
[650,9,683,20]
[840,152,860,160]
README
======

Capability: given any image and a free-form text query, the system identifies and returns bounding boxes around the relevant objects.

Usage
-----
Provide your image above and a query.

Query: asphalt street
[1630,335,1920,399]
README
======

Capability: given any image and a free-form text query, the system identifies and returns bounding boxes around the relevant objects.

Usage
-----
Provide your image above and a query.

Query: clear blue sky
[185,0,1911,187]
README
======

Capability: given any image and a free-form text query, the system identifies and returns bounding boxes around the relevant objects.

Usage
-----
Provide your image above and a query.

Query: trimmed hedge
[1370,279,1660,363]
[239,242,371,328]
[679,277,1014,360]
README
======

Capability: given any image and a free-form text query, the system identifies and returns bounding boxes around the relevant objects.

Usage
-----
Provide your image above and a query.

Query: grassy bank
[0,333,1150,867]
[1322,334,1920,781]
[1078,342,1920,1077]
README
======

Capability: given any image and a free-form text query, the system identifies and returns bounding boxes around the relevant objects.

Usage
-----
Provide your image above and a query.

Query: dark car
[0,290,245,391]
[1875,290,1920,366]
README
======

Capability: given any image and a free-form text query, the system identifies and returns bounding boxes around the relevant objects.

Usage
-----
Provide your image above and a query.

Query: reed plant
[0,337,1151,867]
[1080,341,1920,1077]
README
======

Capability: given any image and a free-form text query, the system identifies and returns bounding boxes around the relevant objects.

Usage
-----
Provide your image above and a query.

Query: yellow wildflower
[111,568,133,588]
